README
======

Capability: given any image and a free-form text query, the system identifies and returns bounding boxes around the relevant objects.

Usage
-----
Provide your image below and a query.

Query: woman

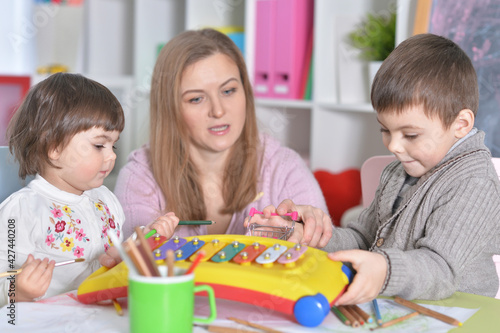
[115,29,332,247]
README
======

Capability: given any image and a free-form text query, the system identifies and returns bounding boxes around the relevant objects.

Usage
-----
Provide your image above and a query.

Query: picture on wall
[414,0,500,157]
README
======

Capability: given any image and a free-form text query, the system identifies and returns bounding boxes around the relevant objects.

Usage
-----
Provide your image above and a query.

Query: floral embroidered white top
[0,175,125,307]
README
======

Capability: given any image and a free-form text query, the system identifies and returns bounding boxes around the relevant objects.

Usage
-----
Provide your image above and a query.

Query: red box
[0,75,30,146]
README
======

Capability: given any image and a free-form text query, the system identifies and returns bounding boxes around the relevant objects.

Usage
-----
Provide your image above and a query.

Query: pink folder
[254,0,277,98]
[272,0,314,99]
[254,0,313,100]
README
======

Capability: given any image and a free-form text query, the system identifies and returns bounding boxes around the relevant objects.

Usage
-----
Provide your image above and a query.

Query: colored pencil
[370,311,419,330]
[144,220,216,238]
[112,299,123,316]
[108,230,139,276]
[394,296,462,326]
[346,305,366,325]
[135,227,161,276]
[337,305,360,328]
[124,238,150,276]
[166,250,175,277]
[194,324,257,333]
[0,258,85,278]
[351,304,373,323]
[331,306,351,326]
[179,220,215,225]
[372,299,383,326]
[185,251,205,275]
[227,317,282,333]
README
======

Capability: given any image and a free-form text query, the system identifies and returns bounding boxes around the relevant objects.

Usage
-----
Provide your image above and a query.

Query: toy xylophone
[77,234,353,327]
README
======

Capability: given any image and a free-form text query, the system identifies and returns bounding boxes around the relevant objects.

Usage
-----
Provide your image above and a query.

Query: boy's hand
[145,212,180,239]
[328,250,387,305]
[13,254,55,302]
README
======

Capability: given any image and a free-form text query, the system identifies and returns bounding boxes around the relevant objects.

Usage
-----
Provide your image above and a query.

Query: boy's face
[377,105,460,177]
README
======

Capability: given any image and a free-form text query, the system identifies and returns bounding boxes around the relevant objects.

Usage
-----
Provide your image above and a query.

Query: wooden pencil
[331,306,351,326]
[227,317,282,333]
[179,220,215,225]
[166,249,175,277]
[394,296,462,326]
[337,305,360,328]
[112,299,123,316]
[345,305,365,325]
[185,251,205,275]
[370,311,419,330]
[124,238,150,276]
[351,304,373,323]
[372,299,383,326]
[134,226,161,277]
[194,324,257,333]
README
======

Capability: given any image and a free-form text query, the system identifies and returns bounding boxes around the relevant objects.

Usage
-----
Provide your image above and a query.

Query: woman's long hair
[149,29,260,219]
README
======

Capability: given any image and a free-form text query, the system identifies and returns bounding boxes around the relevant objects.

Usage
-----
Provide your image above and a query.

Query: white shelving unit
[237,0,419,172]
[128,0,420,173]
[1,0,420,183]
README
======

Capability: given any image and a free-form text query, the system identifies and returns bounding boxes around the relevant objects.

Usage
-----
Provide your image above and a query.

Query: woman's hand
[328,250,387,305]
[145,212,180,239]
[275,199,333,247]
[13,254,55,302]
[243,199,333,248]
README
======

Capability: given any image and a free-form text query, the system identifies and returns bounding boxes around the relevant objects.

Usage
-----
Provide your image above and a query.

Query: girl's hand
[328,250,387,305]
[13,254,55,302]
[99,246,121,268]
[145,212,180,239]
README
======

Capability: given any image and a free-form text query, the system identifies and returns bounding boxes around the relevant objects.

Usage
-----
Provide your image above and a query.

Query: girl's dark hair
[7,72,124,179]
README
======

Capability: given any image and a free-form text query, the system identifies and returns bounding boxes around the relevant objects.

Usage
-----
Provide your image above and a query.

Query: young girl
[0,73,178,307]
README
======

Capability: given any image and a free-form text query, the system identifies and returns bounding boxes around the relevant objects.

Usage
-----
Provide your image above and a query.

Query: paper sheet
[0,291,478,333]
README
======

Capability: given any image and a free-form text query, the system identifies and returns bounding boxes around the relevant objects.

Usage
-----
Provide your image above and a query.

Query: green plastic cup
[129,267,216,333]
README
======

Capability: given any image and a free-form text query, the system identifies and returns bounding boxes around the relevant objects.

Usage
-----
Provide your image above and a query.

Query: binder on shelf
[254,0,276,98]
[272,0,313,99]
[299,28,314,100]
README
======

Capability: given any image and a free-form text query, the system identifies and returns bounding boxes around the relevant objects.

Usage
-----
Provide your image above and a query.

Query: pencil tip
[76,258,85,262]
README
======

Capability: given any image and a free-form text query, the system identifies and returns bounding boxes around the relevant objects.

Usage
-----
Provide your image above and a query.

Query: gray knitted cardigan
[323,130,500,299]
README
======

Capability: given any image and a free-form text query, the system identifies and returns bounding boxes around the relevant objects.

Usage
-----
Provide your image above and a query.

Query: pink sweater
[114,134,328,238]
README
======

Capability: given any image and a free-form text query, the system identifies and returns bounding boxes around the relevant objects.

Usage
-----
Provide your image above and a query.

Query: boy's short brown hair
[7,73,124,179]
[371,33,478,128]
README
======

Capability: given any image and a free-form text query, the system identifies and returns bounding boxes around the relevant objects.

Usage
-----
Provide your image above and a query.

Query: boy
[323,33,500,305]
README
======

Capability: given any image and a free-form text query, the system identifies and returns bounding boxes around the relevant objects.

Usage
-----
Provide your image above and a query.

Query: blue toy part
[293,293,330,327]
[342,264,354,283]
[174,238,205,261]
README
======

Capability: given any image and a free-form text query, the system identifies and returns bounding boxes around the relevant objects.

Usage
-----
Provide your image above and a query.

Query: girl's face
[179,53,246,161]
[44,127,120,195]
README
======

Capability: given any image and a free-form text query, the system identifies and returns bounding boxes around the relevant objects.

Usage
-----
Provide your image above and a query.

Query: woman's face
[180,53,246,160]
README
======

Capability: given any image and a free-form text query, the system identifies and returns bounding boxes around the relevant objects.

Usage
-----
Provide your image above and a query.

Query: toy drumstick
[249,207,299,221]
